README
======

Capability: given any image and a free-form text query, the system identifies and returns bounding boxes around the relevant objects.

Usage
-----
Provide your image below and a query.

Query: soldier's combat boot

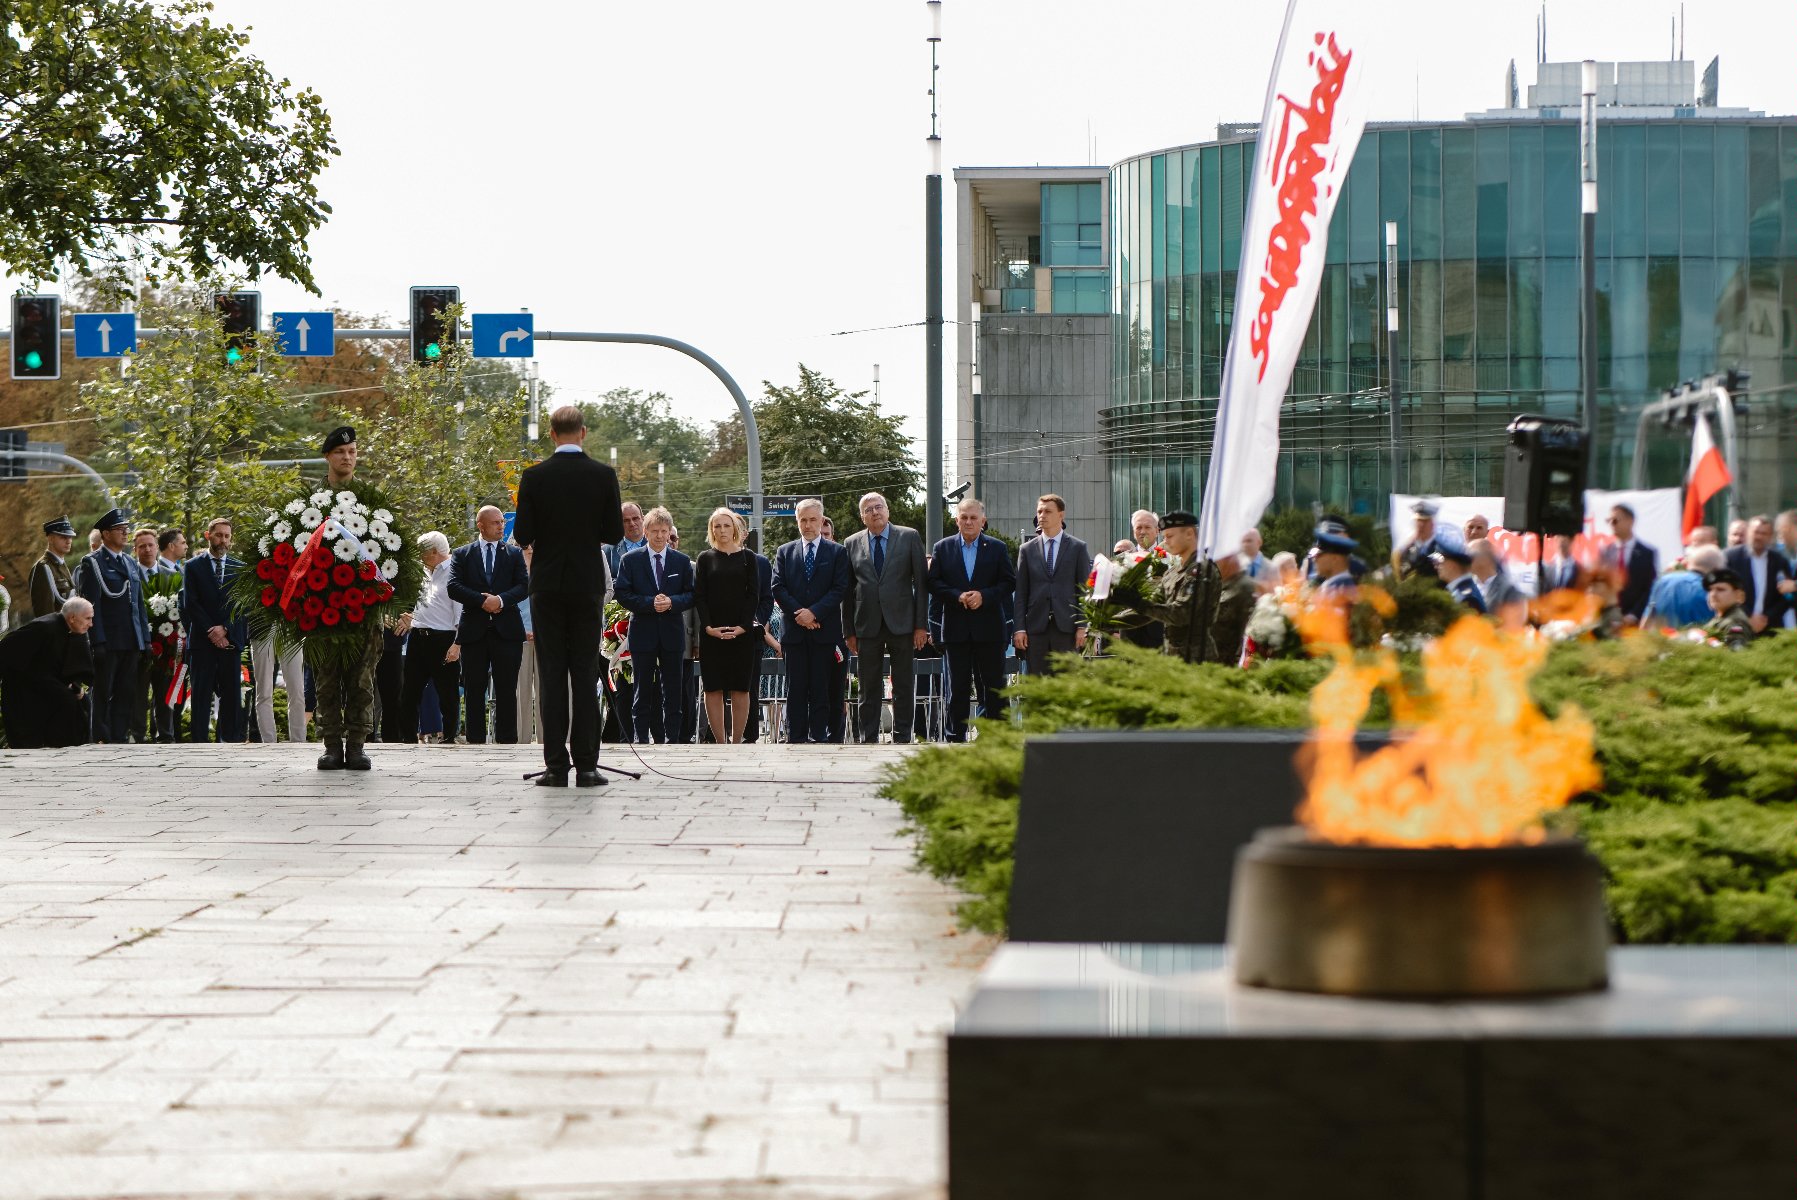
[344,740,372,771]
[316,737,345,771]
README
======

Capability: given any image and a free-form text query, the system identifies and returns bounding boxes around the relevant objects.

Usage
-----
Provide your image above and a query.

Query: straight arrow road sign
[73,313,137,358]
[472,312,534,358]
[271,311,335,357]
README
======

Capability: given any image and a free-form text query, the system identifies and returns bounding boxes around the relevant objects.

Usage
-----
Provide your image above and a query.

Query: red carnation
[298,612,318,632]
[255,558,277,581]
[358,559,378,581]
[303,595,324,617]
[306,568,329,591]
[261,586,279,607]
[332,562,356,586]
[327,590,343,608]
[319,607,341,627]
[273,541,297,567]
[346,606,365,623]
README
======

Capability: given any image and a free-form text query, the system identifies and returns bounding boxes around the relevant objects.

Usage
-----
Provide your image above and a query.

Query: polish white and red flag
[1682,415,1732,540]
[1197,2,1372,559]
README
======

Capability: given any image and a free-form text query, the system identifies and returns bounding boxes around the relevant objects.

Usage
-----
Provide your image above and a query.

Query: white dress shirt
[1746,550,1769,616]
[413,559,462,633]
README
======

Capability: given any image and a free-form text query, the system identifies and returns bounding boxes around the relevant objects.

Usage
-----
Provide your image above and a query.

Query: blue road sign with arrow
[271,311,334,357]
[472,312,534,358]
[73,313,136,358]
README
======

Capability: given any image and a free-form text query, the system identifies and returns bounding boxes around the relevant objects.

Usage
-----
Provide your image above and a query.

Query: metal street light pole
[1580,59,1600,463]
[924,0,944,542]
[1384,221,1404,496]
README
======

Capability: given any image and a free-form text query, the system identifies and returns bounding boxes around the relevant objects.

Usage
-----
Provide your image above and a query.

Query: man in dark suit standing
[449,505,531,743]
[927,497,1017,742]
[840,491,928,744]
[1724,515,1796,635]
[181,517,248,743]
[771,498,851,744]
[613,506,693,744]
[79,507,151,743]
[1013,493,1093,677]
[511,405,624,787]
[1608,503,1659,625]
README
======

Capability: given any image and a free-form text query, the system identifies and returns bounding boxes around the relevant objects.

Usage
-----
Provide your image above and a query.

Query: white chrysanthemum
[382,533,402,552]
[271,521,292,542]
[258,537,272,556]
[333,538,357,562]
[299,507,323,530]
[335,490,356,508]
[310,489,332,507]
[372,508,392,524]
[354,502,370,516]
[293,531,311,552]
[158,622,175,636]
[380,558,398,580]
[368,520,389,540]
[285,499,306,516]
[263,509,279,526]
[341,512,368,536]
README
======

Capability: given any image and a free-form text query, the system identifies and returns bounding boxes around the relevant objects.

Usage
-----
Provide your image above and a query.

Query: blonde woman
[693,507,760,743]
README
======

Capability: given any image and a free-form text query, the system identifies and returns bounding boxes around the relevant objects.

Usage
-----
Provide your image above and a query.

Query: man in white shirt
[1723,515,1796,634]
[395,530,463,743]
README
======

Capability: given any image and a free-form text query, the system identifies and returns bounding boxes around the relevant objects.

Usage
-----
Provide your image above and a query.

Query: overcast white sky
[33,1,1797,463]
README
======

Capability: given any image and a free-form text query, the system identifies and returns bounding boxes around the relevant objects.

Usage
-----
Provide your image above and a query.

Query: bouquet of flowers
[1079,544,1170,644]
[600,599,633,687]
[142,574,184,663]
[230,480,423,666]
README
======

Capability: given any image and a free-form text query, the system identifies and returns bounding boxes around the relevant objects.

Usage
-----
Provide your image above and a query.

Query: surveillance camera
[944,481,971,503]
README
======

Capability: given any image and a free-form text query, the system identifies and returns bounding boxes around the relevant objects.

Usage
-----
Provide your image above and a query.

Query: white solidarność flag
[1197,1,1373,559]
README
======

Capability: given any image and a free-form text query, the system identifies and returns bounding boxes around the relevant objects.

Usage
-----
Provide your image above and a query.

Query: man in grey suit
[1014,493,1093,676]
[840,491,929,744]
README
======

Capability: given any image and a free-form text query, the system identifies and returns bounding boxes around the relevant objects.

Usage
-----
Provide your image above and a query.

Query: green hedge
[882,637,1797,943]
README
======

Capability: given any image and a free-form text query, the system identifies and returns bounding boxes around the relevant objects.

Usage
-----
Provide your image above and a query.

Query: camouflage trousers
[308,624,384,743]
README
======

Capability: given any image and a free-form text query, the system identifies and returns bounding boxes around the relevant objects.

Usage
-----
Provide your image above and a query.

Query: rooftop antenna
[1542,3,1548,62]
[1680,3,1685,59]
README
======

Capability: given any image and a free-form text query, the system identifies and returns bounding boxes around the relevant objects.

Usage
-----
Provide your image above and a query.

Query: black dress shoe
[574,769,607,788]
[535,771,569,787]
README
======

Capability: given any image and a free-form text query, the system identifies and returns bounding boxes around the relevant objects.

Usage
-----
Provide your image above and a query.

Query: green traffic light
[425,342,442,360]
[22,351,42,370]
[227,346,242,364]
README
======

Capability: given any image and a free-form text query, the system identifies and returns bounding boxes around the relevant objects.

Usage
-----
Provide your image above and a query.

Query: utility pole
[1385,222,1404,495]
[924,0,944,541]
[657,461,665,506]
[1580,60,1600,465]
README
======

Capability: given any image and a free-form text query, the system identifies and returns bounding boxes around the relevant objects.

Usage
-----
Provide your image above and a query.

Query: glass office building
[1102,69,1797,524]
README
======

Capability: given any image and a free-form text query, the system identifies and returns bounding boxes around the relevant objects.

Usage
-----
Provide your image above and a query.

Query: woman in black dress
[694,508,760,743]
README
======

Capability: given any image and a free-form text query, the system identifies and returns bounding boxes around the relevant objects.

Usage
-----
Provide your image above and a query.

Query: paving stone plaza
[0,744,992,1199]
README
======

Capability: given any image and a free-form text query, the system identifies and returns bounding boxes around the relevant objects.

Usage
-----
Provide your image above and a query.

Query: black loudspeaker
[1503,415,1588,536]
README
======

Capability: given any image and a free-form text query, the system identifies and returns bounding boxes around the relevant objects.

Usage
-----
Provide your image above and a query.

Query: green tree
[582,387,712,532]
[0,1,337,288]
[78,289,300,536]
[707,364,922,545]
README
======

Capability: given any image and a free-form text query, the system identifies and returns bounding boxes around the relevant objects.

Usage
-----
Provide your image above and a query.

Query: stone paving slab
[0,743,990,1199]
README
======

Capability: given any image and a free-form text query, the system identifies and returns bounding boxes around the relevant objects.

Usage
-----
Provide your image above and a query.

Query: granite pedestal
[948,944,1797,1199]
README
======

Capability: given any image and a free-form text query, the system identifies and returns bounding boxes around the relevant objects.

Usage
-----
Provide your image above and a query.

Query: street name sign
[726,494,809,518]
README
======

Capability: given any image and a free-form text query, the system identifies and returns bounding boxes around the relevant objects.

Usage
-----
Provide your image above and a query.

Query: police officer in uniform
[1432,541,1489,614]
[309,426,385,771]
[78,508,150,743]
[1312,519,1360,601]
[1147,511,1222,663]
[28,516,77,618]
[1396,498,1444,580]
[1702,568,1755,650]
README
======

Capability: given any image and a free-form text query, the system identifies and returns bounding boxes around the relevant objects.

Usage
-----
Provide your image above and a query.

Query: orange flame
[1296,615,1600,847]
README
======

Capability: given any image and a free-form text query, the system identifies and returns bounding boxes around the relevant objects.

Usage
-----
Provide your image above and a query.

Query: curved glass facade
[1105,120,1797,521]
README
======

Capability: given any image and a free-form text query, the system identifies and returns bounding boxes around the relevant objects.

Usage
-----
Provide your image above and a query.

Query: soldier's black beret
[321,425,357,455]
[1159,510,1198,530]
[1704,568,1744,590]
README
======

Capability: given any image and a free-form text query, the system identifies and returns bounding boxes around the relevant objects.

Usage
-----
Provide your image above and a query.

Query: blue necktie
[484,541,494,584]
[804,541,816,581]
[1045,537,1056,576]
[873,534,885,577]
[654,552,664,590]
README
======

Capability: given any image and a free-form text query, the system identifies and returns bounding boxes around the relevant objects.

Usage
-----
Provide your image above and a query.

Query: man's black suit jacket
[1724,544,1795,629]
[511,448,624,594]
[1618,540,1658,620]
[927,534,1017,645]
[448,540,530,641]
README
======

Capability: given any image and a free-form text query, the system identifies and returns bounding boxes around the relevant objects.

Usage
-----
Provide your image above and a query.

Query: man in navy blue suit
[1723,514,1796,635]
[1608,503,1659,625]
[448,505,531,743]
[613,505,693,743]
[926,497,1017,742]
[181,517,248,743]
[771,498,851,744]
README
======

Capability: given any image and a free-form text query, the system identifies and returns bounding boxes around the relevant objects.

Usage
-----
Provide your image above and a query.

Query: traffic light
[214,291,261,370]
[11,294,61,380]
[409,286,459,364]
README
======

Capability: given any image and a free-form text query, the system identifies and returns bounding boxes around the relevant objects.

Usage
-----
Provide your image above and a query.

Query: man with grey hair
[927,497,1015,741]
[841,491,928,743]
[1130,509,1160,552]
[770,497,850,743]
[448,504,530,743]
[396,530,463,743]
[614,505,693,743]
[0,595,95,747]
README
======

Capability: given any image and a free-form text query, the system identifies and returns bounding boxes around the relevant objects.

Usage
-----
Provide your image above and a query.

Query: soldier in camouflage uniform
[1147,511,1222,663]
[308,427,385,772]
[1701,568,1755,651]
[28,516,77,619]
[1209,551,1257,666]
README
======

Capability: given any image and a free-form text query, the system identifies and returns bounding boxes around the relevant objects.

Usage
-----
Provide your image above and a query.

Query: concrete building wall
[973,313,1113,550]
